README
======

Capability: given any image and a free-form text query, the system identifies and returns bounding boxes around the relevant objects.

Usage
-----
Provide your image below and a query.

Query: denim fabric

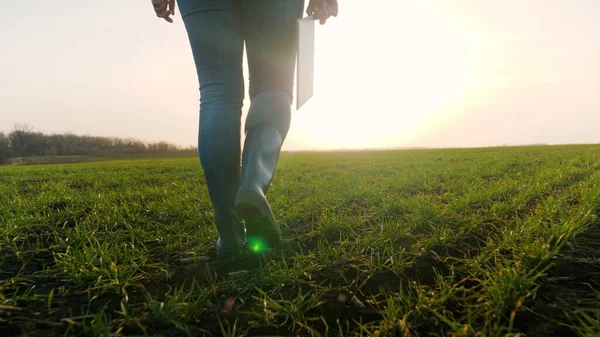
[178,0,305,170]
[177,0,238,17]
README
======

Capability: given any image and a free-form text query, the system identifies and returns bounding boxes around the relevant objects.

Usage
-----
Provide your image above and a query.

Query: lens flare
[222,297,234,313]
[248,237,268,254]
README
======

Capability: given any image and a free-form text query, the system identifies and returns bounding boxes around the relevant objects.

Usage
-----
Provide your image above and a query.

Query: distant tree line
[0,124,195,165]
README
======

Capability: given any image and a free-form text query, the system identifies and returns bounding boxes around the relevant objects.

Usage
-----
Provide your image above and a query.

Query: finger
[152,0,167,11]
[318,10,329,25]
[328,0,338,17]
[310,1,321,18]
[307,1,317,16]
[154,4,168,15]
[156,8,172,22]
[309,4,318,18]
[317,0,329,25]
[168,0,176,15]
[317,0,329,17]
[156,9,168,18]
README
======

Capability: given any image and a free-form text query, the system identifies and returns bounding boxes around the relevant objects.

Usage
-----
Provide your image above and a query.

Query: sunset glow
[1,0,599,150]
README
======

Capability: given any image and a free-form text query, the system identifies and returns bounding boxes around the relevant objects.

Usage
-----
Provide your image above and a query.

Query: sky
[1,0,599,151]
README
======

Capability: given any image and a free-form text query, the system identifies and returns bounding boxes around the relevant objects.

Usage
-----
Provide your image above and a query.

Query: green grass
[1,144,599,336]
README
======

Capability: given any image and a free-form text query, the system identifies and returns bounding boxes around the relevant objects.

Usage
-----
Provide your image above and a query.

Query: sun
[287,1,484,150]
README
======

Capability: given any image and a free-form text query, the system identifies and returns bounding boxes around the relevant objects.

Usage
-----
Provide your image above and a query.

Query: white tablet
[296,16,316,110]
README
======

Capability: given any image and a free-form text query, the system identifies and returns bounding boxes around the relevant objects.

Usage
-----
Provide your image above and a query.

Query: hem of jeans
[181,7,237,18]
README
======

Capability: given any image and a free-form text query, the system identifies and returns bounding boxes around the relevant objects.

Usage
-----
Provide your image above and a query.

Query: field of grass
[6,151,198,166]
[1,145,600,336]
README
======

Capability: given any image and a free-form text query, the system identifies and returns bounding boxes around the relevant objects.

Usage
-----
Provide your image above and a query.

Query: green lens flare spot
[248,238,268,254]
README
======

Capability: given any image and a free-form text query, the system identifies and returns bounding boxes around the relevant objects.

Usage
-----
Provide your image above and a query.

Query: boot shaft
[203,167,246,254]
[239,125,284,197]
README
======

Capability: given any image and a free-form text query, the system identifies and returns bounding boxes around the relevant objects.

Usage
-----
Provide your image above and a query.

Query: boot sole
[234,191,280,249]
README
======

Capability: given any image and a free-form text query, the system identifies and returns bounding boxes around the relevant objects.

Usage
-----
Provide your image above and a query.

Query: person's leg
[243,0,305,136]
[180,2,246,256]
[235,0,305,249]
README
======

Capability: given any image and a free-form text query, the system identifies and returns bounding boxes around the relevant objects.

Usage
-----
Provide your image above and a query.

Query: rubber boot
[235,90,291,250]
[203,167,246,257]
[234,124,284,249]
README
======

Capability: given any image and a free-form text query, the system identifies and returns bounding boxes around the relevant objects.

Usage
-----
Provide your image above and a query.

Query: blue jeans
[178,0,305,170]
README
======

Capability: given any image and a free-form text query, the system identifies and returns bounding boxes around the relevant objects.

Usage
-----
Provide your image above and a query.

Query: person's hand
[307,0,338,25]
[152,0,176,23]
